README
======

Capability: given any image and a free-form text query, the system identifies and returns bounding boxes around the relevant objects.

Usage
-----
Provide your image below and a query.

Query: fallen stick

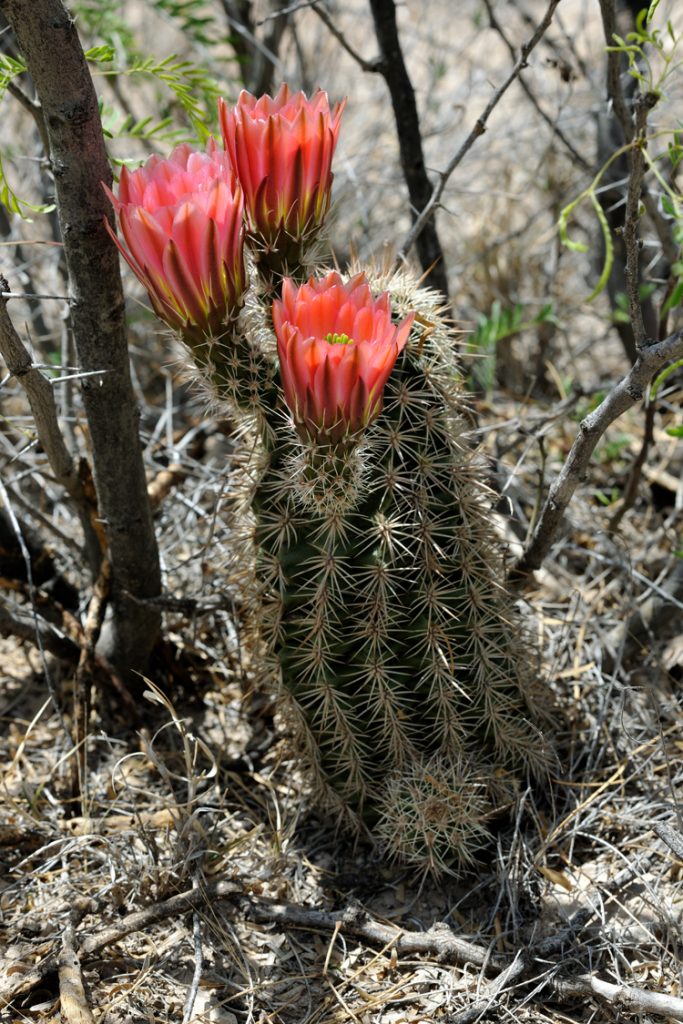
[553,974,683,1022]
[3,880,682,1023]
[58,926,96,1024]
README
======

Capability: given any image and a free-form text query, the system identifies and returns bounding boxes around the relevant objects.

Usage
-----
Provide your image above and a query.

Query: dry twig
[482,0,591,171]
[58,925,96,1024]
[0,281,102,572]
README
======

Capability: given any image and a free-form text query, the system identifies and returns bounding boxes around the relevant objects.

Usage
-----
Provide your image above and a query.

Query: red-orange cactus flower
[273,271,414,445]
[218,85,345,247]
[104,141,246,341]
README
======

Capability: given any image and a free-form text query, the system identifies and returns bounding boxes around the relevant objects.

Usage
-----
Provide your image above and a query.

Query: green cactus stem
[211,263,554,878]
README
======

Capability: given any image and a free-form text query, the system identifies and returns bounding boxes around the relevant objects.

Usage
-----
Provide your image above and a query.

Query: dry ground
[1,0,683,1021]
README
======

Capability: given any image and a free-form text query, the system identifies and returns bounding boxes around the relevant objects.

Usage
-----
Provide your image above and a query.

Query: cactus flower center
[325,332,354,346]
[273,271,415,445]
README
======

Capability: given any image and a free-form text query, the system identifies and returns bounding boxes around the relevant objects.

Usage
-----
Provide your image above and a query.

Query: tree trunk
[368,0,450,302]
[0,0,162,675]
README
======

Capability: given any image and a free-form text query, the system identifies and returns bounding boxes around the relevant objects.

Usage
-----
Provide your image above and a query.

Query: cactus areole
[106,86,553,877]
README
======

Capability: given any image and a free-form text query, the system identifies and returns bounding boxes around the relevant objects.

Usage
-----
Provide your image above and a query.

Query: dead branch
[0,282,102,574]
[77,881,241,958]
[0,601,79,661]
[482,0,591,171]
[311,2,381,74]
[397,0,562,264]
[58,925,96,1024]
[653,822,683,862]
[552,973,683,1021]
[513,327,683,578]
[5,871,683,1023]
[242,897,503,971]
[245,895,683,1022]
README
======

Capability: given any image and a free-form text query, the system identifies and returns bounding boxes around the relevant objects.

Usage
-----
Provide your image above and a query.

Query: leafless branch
[0,283,102,573]
[482,0,590,171]
[553,973,683,1021]
[6,871,683,1023]
[6,80,50,156]
[256,0,316,23]
[58,925,96,1024]
[0,600,79,660]
[220,0,287,96]
[311,2,381,73]
[513,327,683,579]
[368,0,450,298]
[397,0,562,263]
[598,0,633,142]
[242,896,503,970]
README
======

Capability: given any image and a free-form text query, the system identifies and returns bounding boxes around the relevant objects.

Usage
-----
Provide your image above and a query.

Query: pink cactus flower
[104,141,246,340]
[218,85,345,247]
[273,271,415,445]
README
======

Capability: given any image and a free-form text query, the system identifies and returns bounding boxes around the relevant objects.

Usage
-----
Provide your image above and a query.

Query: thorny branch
[513,328,683,578]
[397,0,562,263]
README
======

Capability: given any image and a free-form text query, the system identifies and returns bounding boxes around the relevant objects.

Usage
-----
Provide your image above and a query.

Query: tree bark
[0,0,161,675]
[368,0,450,301]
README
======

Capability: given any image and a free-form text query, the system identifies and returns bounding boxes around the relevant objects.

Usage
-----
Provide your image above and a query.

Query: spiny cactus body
[107,86,553,877]
[225,265,552,877]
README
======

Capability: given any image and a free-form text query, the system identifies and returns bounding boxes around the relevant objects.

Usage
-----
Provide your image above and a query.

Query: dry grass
[2,0,683,1020]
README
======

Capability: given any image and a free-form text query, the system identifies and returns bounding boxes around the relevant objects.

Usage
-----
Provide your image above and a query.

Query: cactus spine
[216,264,552,878]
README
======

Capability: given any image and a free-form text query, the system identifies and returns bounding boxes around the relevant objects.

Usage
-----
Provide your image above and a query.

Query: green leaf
[0,153,55,219]
[650,358,683,399]
[662,279,683,316]
[0,53,28,95]
[585,192,614,303]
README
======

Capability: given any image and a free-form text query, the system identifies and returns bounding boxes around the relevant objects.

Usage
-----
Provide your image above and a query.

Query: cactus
[227,262,553,877]
[107,87,554,877]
